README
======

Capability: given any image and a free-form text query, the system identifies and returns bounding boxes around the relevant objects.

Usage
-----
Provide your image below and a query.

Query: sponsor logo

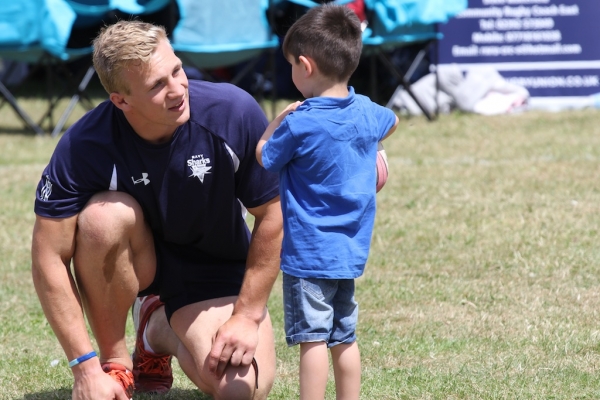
[40,175,52,201]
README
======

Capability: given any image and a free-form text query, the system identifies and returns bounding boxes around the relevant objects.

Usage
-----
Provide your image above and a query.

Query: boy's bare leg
[331,341,361,400]
[299,341,329,400]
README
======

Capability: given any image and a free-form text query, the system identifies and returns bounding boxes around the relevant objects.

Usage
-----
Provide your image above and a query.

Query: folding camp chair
[268,0,465,120]
[0,0,101,135]
[40,0,104,136]
[0,0,47,134]
[361,0,466,120]
[171,0,279,110]
[46,0,173,136]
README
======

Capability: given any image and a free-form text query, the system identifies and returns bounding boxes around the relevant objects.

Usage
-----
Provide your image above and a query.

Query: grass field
[1,94,600,399]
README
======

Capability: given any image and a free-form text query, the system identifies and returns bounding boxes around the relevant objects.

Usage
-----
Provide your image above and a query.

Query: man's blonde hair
[93,20,170,94]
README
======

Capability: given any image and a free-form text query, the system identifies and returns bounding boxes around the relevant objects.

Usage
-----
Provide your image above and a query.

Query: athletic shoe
[131,295,173,393]
[101,362,134,398]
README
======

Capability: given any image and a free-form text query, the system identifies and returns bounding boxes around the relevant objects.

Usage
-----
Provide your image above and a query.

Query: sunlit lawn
[2,88,600,398]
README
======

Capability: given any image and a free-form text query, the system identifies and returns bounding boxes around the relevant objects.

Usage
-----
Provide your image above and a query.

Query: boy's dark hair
[282,4,362,82]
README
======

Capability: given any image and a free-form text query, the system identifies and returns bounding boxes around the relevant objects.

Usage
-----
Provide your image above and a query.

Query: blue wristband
[68,351,97,368]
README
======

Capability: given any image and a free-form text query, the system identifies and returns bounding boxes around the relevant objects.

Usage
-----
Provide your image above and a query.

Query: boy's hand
[257,100,303,166]
[276,101,303,120]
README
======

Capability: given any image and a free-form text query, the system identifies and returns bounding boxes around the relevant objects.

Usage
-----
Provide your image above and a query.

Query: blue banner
[438,1,600,102]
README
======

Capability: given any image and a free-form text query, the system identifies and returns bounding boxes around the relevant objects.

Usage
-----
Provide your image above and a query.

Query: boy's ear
[298,55,316,77]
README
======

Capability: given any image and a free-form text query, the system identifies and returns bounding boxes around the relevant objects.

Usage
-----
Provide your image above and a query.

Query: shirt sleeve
[372,102,398,142]
[230,90,280,209]
[261,117,300,173]
[34,130,114,218]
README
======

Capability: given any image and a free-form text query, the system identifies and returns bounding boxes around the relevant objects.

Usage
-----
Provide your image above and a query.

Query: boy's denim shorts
[282,272,358,348]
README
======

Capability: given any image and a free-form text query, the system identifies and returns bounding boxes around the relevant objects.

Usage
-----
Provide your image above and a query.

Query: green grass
[2,94,600,399]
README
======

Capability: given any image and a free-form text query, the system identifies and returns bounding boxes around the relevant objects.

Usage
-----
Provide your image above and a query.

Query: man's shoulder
[55,100,122,164]
[63,100,116,141]
[186,80,267,145]
[188,80,255,110]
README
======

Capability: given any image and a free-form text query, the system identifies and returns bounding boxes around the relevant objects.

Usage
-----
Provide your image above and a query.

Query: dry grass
[2,99,600,398]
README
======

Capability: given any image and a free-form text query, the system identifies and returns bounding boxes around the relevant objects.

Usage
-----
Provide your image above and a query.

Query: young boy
[256,3,399,399]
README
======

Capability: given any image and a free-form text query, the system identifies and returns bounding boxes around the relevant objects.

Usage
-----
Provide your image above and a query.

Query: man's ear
[109,92,130,111]
[298,55,315,77]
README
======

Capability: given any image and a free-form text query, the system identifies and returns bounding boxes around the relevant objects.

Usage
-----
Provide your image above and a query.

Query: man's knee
[75,191,156,290]
[77,191,144,245]
[171,302,276,399]
[212,327,275,400]
[212,360,272,400]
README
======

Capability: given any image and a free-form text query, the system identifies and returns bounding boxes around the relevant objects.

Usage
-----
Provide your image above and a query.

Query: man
[31,20,282,400]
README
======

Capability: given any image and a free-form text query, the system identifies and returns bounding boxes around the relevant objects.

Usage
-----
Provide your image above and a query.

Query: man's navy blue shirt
[35,80,279,263]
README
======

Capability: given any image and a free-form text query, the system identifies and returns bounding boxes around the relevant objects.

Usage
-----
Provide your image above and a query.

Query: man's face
[117,39,190,141]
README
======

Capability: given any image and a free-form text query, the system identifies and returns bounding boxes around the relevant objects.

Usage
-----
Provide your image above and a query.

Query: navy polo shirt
[35,80,279,263]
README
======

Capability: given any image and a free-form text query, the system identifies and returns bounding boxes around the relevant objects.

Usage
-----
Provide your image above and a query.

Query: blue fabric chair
[0,0,100,134]
[62,0,172,28]
[44,0,172,136]
[171,0,278,81]
[40,0,103,136]
[361,0,466,119]
[269,0,465,119]
[0,0,175,134]
[0,0,46,134]
[115,0,173,14]
[361,0,465,47]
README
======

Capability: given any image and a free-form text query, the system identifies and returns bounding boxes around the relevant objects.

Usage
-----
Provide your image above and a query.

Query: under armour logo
[132,173,150,185]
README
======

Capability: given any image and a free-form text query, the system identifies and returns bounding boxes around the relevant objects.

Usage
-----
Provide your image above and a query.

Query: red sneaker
[101,362,134,398]
[131,295,173,393]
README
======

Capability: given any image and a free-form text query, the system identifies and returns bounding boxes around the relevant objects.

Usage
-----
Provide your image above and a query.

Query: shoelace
[104,367,134,397]
[136,351,172,376]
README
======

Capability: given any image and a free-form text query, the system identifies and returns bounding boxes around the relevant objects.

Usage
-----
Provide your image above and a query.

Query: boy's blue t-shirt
[261,87,397,279]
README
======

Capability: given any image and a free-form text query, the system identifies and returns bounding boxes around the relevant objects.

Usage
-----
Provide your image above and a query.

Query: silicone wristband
[68,351,97,368]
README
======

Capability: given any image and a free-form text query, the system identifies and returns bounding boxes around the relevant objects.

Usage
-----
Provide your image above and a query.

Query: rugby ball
[376,142,389,193]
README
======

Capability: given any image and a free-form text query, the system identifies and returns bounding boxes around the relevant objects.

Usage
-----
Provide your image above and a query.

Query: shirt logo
[40,175,52,201]
[187,155,212,183]
[132,173,150,185]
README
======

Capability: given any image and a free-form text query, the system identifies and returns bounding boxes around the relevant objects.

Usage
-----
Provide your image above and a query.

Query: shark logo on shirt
[187,155,212,183]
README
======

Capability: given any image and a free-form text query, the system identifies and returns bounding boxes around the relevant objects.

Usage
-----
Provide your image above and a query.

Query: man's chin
[178,109,191,125]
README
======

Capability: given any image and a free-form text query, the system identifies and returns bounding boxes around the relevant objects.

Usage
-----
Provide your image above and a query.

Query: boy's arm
[256,101,302,167]
[381,114,400,141]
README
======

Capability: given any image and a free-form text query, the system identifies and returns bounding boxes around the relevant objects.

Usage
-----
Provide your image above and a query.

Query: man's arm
[208,196,283,378]
[31,215,129,400]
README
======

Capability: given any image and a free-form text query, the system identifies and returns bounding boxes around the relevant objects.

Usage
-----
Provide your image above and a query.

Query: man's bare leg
[73,191,156,369]
[74,191,276,398]
[144,297,276,400]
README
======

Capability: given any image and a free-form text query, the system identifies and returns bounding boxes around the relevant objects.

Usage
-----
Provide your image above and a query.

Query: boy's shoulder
[286,100,350,127]
[292,92,390,121]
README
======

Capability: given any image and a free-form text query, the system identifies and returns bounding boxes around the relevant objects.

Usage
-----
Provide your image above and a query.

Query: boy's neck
[308,79,350,98]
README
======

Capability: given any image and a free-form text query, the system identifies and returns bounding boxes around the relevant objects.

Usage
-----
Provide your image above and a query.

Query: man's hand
[208,313,262,380]
[72,366,130,400]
